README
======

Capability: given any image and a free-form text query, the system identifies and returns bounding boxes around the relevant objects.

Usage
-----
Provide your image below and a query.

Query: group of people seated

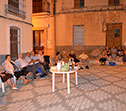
[54,50,89,70]
[0,50,49,90]
[99,46,126,65]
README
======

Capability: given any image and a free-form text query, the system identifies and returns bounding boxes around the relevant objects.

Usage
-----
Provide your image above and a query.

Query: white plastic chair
[2,63,17,85]
[0,76,5,93]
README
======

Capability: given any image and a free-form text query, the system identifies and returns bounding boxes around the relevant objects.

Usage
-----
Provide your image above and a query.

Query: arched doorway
[10,26,20,60]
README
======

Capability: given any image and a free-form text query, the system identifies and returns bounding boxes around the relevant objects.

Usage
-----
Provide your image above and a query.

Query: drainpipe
[54,0,56,56]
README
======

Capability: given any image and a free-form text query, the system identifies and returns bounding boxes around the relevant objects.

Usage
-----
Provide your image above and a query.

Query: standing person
[99,50,107,65]
[3,55,30,85]
[0,65,17,89]
[122,50,126,64]
[15,53,37,79]
[111,46,117,60]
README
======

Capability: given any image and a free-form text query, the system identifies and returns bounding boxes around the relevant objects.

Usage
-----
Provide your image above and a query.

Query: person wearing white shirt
[3,55,31,85]
[30,51,47,76]
[25,52,33,65]
[38,50,50,71]
[0,65,15,89]
[79,50,89,69]
[15,53,37,79]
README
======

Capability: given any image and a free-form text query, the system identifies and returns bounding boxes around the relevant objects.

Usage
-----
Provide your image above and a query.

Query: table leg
[75,71,78,85]
[52,72,55,92]
[67,73,70,94]
[63,73,65,84]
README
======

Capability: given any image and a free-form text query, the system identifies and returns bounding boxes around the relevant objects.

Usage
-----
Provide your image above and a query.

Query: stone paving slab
[0,65,126,111]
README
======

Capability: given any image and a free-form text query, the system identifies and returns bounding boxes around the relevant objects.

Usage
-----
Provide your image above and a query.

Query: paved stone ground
[0,65,126,111]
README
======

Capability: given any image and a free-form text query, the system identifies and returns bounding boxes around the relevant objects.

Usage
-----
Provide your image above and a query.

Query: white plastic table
[50,69,78,94]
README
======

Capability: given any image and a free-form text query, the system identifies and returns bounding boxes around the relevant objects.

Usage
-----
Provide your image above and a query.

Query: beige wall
[56,11,126,47]
[0,0,33,55]
[56,0,126,13]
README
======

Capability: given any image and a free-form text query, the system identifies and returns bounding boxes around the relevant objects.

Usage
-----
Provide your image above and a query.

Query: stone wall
[55,46,105,58]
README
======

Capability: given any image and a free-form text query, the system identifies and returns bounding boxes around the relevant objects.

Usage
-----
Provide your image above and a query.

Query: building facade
[0,0,33,63]
[32,0,55,57]
[55,0,126,55]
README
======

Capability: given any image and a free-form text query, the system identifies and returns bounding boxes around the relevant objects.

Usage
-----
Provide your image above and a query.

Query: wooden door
[10,27,19,60]
[106,23,122,48]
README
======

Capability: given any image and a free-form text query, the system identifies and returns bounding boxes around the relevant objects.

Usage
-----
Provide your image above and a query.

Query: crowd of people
[0,50,49,90]
[2,46,125,91]
[54,50,89,69]
[99,46,126,65]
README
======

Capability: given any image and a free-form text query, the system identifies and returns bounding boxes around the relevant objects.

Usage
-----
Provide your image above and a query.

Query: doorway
[33,30,45,53]
[10,26,20,60]
[106,23,122,48]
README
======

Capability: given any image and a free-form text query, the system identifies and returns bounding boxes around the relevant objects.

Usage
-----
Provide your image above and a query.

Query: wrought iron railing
[33,2,50,13]
[5,4,26,19]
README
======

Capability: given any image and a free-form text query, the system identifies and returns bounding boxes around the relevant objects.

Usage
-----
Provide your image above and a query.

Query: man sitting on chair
[15,53,37,79]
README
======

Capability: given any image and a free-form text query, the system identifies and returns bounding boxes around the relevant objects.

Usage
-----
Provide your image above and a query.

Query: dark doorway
[33,30,44,54]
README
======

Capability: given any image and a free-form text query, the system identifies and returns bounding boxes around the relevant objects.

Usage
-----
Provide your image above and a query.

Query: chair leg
[14,76,17,85]
[2,83,5,93]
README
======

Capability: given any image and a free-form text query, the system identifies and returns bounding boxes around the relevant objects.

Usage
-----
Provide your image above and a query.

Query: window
[8,0,19,9]
[5,0,26,18]
[74,0,84,8]
[33,0,42,13]
[33,0,50,13]
[109,0,120,6]
[73,25,84,46]
[115,29,120,38]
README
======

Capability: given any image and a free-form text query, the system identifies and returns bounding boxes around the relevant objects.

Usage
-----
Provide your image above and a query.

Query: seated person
[38,50,50,71]
[0,66,17,89]
[111,46,117,60]
[30,51,47,76]
[61,50,69,63]
[116,46,123,61]
[105,46,111,60]
[99,50,107,65]
[15,53,37,79]
[79,50,89,69]
[122,50,126,64]
[69,50,80,63]
[69,50,84,70]
[54,52,62,63]
[3,55,31,85]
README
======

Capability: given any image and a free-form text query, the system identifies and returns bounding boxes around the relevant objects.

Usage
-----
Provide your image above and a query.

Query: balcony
[60,4,126,14]
[5,4,26,19]
[32,1,50,14]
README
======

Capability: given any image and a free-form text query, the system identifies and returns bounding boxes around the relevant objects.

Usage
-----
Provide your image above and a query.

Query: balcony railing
[61,4,126,14]
[5,4,26,19]
[33,2,50,13]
